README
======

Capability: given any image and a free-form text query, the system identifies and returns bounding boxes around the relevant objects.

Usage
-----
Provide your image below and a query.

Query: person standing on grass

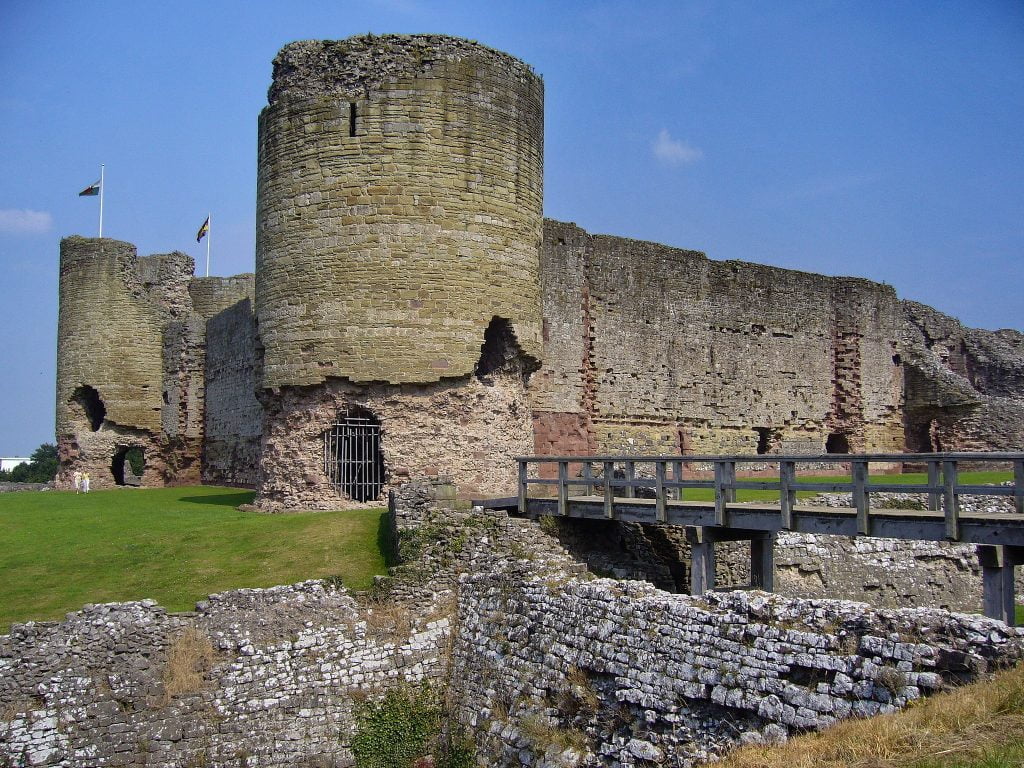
[82,473,90,493]
[73,470,82,494]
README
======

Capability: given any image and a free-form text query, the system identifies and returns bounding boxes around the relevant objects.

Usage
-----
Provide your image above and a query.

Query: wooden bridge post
[927,460,941,512]
[1015,459,1023,516]
[518,459,528,516]
[557,460,569,516]
[655,461,667,522]
[779,460,796,530]
[978,545,1024,626]
[853,459,870,535]
[714,460,735,526]
[944,460,960,540]
[603,460,614,519]
[582,461,595,496]
[750,532,776,592]
[672,460,684,501]
[687,527,716,596]
[624,461,636,499]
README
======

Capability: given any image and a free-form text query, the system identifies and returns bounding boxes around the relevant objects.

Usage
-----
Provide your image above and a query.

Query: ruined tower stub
[56,237,199,488]
[57,237,166,437]
[255,34,544,389]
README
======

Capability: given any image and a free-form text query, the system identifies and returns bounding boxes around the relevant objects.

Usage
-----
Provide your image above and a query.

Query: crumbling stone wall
[56,237,263,490]
[450,566,1024,767]
[0,583,449,767]
[56,238,189,489]
[256,365,533,509]
[3,480,1022,767]
[902,300,1024,451]
[531,221,907,460]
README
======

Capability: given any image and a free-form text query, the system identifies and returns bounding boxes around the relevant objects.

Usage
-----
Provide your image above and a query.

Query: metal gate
[324,409,383,502]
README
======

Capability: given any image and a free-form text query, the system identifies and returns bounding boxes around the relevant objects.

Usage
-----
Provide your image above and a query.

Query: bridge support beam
[751,532,776,592]
[978,545,1024,626]
[686,527,776,596]
[690,539,715,596]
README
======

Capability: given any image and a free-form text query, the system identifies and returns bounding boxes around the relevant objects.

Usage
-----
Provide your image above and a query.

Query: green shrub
[351,684,440,768]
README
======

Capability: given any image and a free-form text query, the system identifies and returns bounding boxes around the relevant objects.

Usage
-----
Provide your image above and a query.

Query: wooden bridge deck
[512,452,1024,624]
[524,496,1024,547]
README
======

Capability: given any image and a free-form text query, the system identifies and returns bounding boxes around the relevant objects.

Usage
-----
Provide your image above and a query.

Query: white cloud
[652,129,703,166]
[0,209,53,235]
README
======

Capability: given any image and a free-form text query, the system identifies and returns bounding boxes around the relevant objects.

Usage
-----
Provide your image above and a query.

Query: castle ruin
[55,34,1024,506]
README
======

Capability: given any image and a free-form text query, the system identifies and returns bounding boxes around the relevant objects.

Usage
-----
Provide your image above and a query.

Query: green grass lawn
[540,470,1012,502]
[667,470,1013,503]
[0,486,389,631]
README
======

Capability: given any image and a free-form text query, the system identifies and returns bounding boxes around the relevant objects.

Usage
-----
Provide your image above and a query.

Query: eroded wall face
[204,297,262,487]
[255,36,543,389]
[902,300,1024,451]
[255,371,533,510]
[531,221,906,457]
[56,238,262,489]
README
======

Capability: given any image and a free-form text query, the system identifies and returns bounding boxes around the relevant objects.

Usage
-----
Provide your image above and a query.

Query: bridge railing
[516,453,1024,540]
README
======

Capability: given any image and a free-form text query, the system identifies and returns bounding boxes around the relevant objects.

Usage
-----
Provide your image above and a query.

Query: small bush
[876,666,907,696]
[351,684,440,768]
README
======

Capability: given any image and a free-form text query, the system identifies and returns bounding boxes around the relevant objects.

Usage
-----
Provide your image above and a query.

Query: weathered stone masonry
[55,33,1024,508]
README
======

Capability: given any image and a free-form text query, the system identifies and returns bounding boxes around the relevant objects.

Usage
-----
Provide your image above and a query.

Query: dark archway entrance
[111,446,145,486]
[324,407,385,502]
[825,432,850,454]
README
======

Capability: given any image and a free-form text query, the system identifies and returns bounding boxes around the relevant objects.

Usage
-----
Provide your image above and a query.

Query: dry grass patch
[363,603,413,641]
[161,627,216,704]
[520,713,586,758]
[718,663,1024,768]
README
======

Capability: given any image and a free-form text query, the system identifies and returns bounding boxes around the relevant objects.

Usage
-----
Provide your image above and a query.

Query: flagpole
[98,164,105,238]
[205,212,211,277]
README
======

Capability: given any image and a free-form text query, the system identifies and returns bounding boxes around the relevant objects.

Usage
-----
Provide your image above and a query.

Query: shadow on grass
[377,510,398,568]
[178,491,257,508]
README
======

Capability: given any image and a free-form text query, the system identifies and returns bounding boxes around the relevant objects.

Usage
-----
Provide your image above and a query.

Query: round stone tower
[256,34,544,387]
[254,35,545,507]
[56,237,169,488]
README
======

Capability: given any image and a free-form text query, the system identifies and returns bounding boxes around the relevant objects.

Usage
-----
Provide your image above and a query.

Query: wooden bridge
[510,453,1024,625]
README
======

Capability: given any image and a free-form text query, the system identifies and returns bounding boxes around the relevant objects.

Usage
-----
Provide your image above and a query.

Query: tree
[0,443,58,483]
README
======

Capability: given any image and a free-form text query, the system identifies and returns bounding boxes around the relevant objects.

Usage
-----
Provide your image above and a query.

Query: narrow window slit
[349,102,357,137]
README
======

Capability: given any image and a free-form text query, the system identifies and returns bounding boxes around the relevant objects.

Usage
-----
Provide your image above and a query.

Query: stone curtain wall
[204,297,262,487]
[531,221,906,458]
[450,566,1024,767]
[255,35,544,389]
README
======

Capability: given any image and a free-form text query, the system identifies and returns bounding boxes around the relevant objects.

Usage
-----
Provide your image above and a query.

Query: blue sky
[1,0,1022,454]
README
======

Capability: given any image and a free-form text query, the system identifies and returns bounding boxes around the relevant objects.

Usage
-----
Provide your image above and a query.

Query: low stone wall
[450,565,1024,767]
[0,483,52,493]
[0,582,449,767]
